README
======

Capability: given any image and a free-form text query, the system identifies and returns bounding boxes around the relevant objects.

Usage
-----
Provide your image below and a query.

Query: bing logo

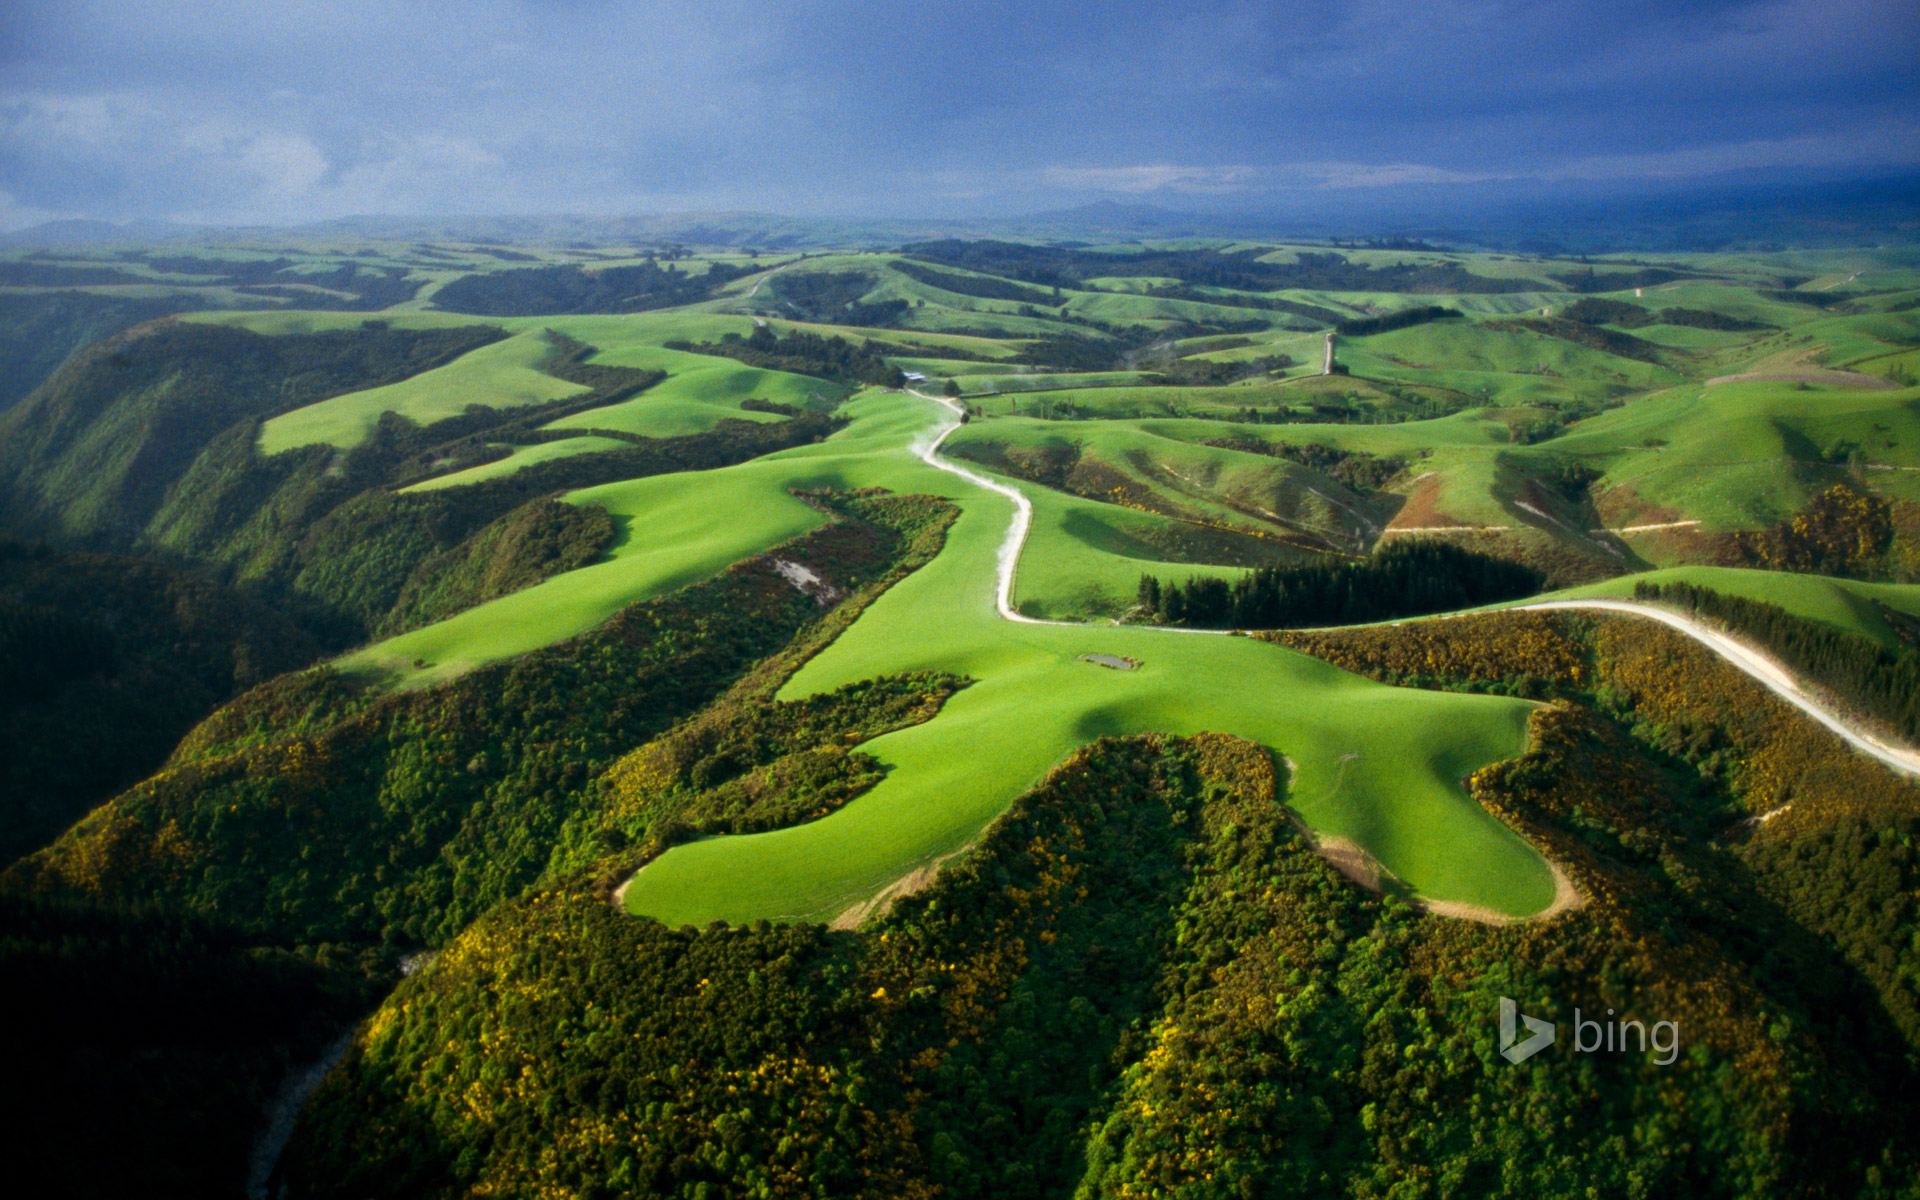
[1499,996,1555,1063]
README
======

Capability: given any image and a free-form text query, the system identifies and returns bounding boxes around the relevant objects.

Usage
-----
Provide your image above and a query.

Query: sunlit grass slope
[328,387,1553,920]
[400,436,632,493]
[621,426,1553,925]
[257,330,590,453]
[337,455,830,688]
[1550,379,1920,527]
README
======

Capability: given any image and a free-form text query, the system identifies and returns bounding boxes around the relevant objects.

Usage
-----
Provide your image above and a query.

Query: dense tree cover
[1270,609,1920,1064]
[573,672,966,868]
[0,318,505,546]
[1634,579,1920,740]
[281,700,1920,1198]
[5,492,956,950]
[1139,540,1543,628]
[0,290,200,413]
[277,733,1264,1200]
[1743,813,1920,1055]
[1561,297,1652,326]
[1333,305,1463,336]
[0,539,319,865]
[1202,437,1405,491]
[431,259,755,316]
[1551,265,1694,293]
[902,240,1548,294]
[133,255,427,311]
[173,404,825,648]
[760,271,911,327]
[0,260,153,287]
[1763,289,1846,309]
[1143,353,1293,387]
[1561,297,1775,332]
[667,324,905,388]
[374,497,616,635]
[1730,483,1905,580]
[0,319,850,648]
[0,891,387,1200]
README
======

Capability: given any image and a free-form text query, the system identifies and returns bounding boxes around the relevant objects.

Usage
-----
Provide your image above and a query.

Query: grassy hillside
[6,236,1920,1194]
[5,492,954,948]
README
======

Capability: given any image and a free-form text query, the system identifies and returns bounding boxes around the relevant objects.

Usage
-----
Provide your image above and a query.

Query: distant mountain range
[6,171,1917,254]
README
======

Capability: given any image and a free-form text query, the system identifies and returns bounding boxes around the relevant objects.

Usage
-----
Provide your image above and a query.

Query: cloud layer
[1,0,1915,227]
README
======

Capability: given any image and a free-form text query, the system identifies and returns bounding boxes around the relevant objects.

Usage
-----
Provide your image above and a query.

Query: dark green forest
[667,324,906,388]
[902,240,1550,295]
[276,640,1920,1198]
[0,238,1914,1200]
[1138,540,1543,628]
[1634,580,1920,740]
[5,491,957,948]
[431,259,755,316]
[0,320,845,647]
[1333,305,1462,336]
[0,892,385,1200]
[0,540,319,865]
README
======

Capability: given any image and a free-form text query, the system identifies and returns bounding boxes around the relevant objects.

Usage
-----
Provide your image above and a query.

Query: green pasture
[1342,318,1690,400]
[1006,484,1293,620]
[325,385,1554,921]
[619,397,1555,926]
[257,331,590,454]
[1546,378,1920,527]
[401,436,632,493]
[338,451,831,688]
[959,371,1157,396]
[946,416,1391,552]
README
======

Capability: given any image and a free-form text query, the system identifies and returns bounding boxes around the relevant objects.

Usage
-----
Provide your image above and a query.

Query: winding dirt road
[911,390,1920,781]
[1519,599,1920,778]
[912,390,1231,635]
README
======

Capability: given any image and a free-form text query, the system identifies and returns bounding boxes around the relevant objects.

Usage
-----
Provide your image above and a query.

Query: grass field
[1548,378,1920,528]
[140,240,1920,933]
[400,436,633,493]
[328,385,1556,920]
[619,393,1556,925]
[258,330,591,453]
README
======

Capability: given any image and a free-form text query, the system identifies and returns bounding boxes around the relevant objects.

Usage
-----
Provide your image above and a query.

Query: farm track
[619,392,1915,929]
[918,387,1920,852]
[1517,599,1920,778]
[910,388,1226,634]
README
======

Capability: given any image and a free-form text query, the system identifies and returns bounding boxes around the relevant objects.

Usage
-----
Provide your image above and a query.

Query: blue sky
[0,0,1915,228]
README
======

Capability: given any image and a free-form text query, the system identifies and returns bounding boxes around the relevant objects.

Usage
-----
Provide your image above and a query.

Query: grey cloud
[0,0,1913,227]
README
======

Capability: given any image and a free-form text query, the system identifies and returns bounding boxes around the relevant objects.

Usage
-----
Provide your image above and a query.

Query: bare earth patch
[830,843,975,931]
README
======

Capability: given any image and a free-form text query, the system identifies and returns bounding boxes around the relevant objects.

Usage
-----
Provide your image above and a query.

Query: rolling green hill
[4,234,1920,1198]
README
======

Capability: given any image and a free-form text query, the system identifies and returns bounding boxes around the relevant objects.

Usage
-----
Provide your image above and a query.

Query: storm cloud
[0,0,1915,228]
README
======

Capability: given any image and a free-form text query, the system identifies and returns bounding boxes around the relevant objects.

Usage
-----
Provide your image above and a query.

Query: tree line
[669,324,905,388]
[1634,579,1920,741]
[1333,305,1462,337]
[1138,539,1543,628]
